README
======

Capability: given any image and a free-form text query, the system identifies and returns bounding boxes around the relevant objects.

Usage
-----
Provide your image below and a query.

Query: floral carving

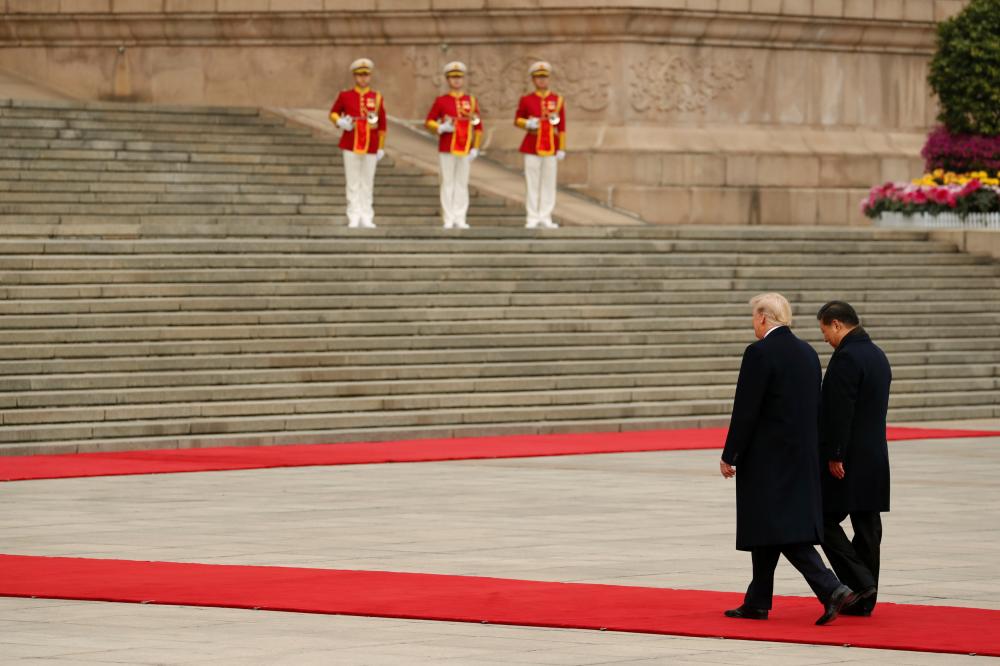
[629,54,752,113]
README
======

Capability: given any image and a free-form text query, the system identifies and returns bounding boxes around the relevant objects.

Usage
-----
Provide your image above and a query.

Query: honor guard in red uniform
[514,61,565,229]
[329,58,387,228]
[425,61,484,229]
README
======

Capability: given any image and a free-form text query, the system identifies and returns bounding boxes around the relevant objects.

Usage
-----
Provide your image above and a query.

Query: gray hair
[750,292,792,327]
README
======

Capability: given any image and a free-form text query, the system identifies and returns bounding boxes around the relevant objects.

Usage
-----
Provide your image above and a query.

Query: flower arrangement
[922,126,1000,174]
[862,170,1000,219]
[866,0,1000,229]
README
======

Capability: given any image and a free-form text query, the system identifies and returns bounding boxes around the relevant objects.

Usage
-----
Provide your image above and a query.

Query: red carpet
[0,554,996,656]
[2,426,997,482]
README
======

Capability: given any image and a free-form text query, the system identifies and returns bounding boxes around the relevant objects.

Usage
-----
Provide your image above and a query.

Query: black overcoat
[721,326,825,551]
[819,327,892,514]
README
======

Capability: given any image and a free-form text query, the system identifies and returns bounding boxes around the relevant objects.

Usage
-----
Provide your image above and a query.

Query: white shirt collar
[763,325,784,339]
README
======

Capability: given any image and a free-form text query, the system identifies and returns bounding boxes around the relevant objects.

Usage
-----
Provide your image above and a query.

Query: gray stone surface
[1,435,997,663]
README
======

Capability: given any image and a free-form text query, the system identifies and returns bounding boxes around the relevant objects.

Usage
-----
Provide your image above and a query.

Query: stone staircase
[1,226,998,455]
[0,98,525,230]
[1,100,998,455]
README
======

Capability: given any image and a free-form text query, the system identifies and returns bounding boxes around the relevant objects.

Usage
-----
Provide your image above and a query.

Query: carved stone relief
[629,54,753,113]
[405,48,611,115]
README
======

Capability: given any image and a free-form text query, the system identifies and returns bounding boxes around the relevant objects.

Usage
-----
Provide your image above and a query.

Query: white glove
[335,116,355,131]
[376,149,385,162]
[556,150,566,161]
[437,119,455,135]
[525,117,540,131]
[469,148,479,161]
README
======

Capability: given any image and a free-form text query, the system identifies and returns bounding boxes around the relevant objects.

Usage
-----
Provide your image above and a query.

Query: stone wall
[0,0,970,225]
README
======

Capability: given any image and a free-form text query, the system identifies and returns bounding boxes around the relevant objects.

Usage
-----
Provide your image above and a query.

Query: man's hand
[336,116,355,131]
[469,148,479,161]
[556,150,566,161]
[720,460,736,479]
[525,117,540,131]
[375,149,385,162]
[437,119,455,135]
[828,461,845,480]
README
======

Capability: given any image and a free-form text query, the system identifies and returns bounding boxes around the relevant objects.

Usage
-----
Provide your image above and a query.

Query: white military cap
[350,58,374,74]
[443,61,468,77]
[529,61,552,77]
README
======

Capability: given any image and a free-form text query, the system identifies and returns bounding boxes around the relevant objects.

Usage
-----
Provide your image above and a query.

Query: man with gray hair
[720,293,857,625]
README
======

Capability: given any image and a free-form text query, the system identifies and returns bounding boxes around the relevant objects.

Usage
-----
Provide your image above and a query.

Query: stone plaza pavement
[2,427,999,665]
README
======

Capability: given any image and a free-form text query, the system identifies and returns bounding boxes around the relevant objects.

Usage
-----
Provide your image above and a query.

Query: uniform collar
[354,86,371,94]
[448,90,466,98]
[534,89,551,98]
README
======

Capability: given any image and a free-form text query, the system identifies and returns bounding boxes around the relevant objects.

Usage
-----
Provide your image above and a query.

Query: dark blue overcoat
[819,328,892,514]
[721,326,825,551]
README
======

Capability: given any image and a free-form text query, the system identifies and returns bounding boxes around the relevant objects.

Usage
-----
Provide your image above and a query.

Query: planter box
[876,211,1000,230]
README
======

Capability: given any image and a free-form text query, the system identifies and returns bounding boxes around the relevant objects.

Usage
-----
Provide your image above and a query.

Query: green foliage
[928,0,1000,136]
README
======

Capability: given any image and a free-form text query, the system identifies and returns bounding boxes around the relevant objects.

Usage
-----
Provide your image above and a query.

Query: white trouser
[439,153,472,228]
[342,150,378,228]
[524,153,558,228]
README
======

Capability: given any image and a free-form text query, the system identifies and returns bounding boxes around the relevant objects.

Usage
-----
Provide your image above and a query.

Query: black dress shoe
[724,605,768,620]
[816,585,859,625]
[839,604,872,616]
[839,585,876,616]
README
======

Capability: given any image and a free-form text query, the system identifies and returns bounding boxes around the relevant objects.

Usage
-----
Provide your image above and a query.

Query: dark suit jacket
[722,326,825,551]
[820,327,892,514]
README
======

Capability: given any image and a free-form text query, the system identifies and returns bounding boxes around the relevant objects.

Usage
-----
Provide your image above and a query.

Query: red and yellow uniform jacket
[425,92,483,156]
[514,91,565,157]
[329,87,386,155]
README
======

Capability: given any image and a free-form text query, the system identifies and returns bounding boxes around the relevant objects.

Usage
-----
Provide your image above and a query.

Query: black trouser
[744,543,842,610]
[822,510,881,611]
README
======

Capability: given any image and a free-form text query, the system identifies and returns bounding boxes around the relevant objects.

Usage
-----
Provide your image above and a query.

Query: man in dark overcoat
[720,293,856,625]
[817,300,892,616]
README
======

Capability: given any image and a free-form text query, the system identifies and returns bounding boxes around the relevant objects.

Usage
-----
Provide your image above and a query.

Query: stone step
[0,136,343,156]
[0,109,293,129]
[0,260,988,280]
[0,400,743,445]
[5,371,993,412]
[1,323,997,361]
[2,125,321,145]
[3,157,430,177]
[0,415,725,456]
[2,303,997,330]
[0,168,436,187]
[7,403,998,456]
[0,340,997,377]
[0,217,936,241]
[6,382,997,428]
[3,148,347,167]
[2,292,999,316]
[2,97,262,115]
[1,280,995,301]
[0,191,510,207]
[0,215,531,228]
[0,235,969,256]
[2,98,273,119]
[0,384,742,426]
[0,236,963,255]
[0,310,994,344]
[3,388,998,445]
[0,181,452,197]
[3,355,990,397]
